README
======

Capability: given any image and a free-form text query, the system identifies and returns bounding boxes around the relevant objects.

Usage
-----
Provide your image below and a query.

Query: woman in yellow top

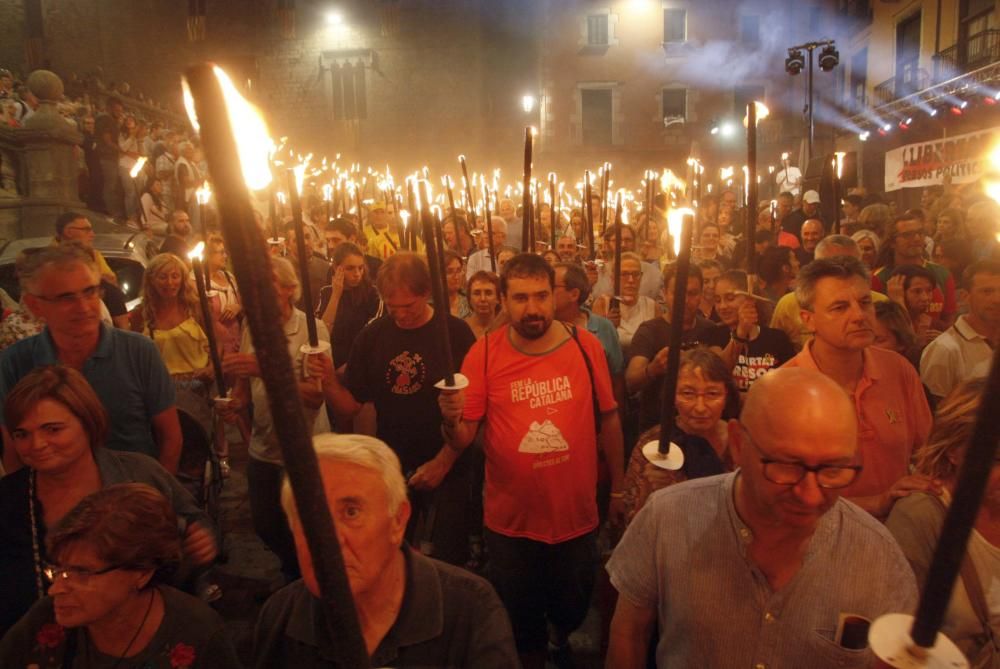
[134,253,213,381]
[132,253,230,477]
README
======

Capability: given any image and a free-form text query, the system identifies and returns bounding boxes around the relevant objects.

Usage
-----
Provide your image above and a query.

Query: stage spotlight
[928,107,939,117]
[720,122,735,137]
[985,96,997,106]
[950,101,968,115]
[785,49,805,75]
[878,123,891,137]
[859,131,870,142]
[899,117,912,130]
[818,45,840,72]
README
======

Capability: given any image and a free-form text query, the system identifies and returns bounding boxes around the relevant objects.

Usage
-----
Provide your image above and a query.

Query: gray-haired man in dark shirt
[253,433,517,668]
[606,368,918,668]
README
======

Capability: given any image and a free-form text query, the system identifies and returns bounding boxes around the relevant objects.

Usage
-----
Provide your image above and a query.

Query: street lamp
[785,39,839,161]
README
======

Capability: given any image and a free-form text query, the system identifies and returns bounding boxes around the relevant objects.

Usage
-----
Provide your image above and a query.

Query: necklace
[107,588,155,669]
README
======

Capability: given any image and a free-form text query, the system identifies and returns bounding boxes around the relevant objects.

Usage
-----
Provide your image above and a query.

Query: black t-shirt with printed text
[345,313,475,473]
[704,324,796,392]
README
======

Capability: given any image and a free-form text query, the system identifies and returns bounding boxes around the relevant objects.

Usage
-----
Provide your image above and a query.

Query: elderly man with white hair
[465,217,508,279]
[253,433,518,668]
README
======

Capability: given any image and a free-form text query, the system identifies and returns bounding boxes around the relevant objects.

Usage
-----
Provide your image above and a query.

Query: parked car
[0,232,158,312]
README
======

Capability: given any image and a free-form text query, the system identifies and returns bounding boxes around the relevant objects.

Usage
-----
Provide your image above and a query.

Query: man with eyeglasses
[783,256,936,519]
[53,212,129,329]
[591,223,662,302]
[53,212,117,286]
[0,245,181,473]
[871,212,957,326]
[606,368,918,668]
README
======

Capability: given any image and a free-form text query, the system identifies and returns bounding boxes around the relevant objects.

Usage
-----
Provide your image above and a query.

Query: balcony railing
[872,64,929,107]
[935,29,1000,82]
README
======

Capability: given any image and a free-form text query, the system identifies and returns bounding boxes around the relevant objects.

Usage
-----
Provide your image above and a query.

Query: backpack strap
[562,321,602,434]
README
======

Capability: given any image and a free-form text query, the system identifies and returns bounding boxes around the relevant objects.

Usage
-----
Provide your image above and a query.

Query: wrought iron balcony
[934,29,1000,82]
[872,64,929,107]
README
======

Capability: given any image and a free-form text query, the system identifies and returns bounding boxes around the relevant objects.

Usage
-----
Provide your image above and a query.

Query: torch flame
[834,152,846,180]
[292,161,310,197]
[660,169,686,192]
[400,210,410,229]
[986,145,1000,240]
[742,101,770,127]
[667,208,695,256]
[188,241,206,262]
[322,183,333,201]
[195,182,212,205]
[129,156,147,180]
[182,65,273,191]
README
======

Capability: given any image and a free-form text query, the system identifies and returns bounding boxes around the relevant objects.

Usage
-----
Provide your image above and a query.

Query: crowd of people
[2,81,1000,668]
[2,67,200,233]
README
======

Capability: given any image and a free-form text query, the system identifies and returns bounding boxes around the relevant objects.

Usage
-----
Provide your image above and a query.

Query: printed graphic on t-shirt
[733,353,778,391]
[386,351,426,395]
[518,420,570,454]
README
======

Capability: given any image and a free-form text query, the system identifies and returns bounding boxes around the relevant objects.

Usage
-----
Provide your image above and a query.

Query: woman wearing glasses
[620,348,740,525]
[0,366,217,636]
[0,483,240,668]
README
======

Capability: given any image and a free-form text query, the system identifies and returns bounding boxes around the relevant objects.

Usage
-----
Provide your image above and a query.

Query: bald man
[605,368,917,669]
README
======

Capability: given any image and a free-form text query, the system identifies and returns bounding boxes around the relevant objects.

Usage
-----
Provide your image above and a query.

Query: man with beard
[782,256,936,518]
[438,253,625,669]
[872,212,957,326]
[315,253,476,566]
[606,368,918,668]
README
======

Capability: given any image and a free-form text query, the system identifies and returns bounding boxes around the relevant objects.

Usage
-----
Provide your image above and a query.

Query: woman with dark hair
[140,178,169,233]
[465,270,500,340]
[0,366,217,636]
[887,264,946,347]
[620,347,740,525]
[0,483,240,668]
[319,241,382,369]
[443,250,472,319]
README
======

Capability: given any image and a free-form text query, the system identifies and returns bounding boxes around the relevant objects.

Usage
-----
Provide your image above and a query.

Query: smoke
[632,2,858,121]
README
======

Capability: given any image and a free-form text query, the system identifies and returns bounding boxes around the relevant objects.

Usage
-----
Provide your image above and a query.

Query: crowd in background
[2,63,1000,669]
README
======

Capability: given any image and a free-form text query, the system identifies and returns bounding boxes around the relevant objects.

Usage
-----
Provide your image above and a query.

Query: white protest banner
[885,126,1000,192]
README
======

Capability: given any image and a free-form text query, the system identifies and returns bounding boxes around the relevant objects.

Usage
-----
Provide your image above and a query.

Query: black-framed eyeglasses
[742,427,862,489]
[31,284,104,305]
[42,562,124,584]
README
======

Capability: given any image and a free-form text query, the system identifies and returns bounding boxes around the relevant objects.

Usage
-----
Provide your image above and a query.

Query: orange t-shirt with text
[461,324,617,544]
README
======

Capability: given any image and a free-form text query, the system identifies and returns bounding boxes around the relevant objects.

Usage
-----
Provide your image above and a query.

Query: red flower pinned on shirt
[169,642,196,668]
[36,623,65,648]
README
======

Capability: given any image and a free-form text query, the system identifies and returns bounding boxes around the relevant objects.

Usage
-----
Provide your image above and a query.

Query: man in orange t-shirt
[781,255,937,519]
[439,253,625,668]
